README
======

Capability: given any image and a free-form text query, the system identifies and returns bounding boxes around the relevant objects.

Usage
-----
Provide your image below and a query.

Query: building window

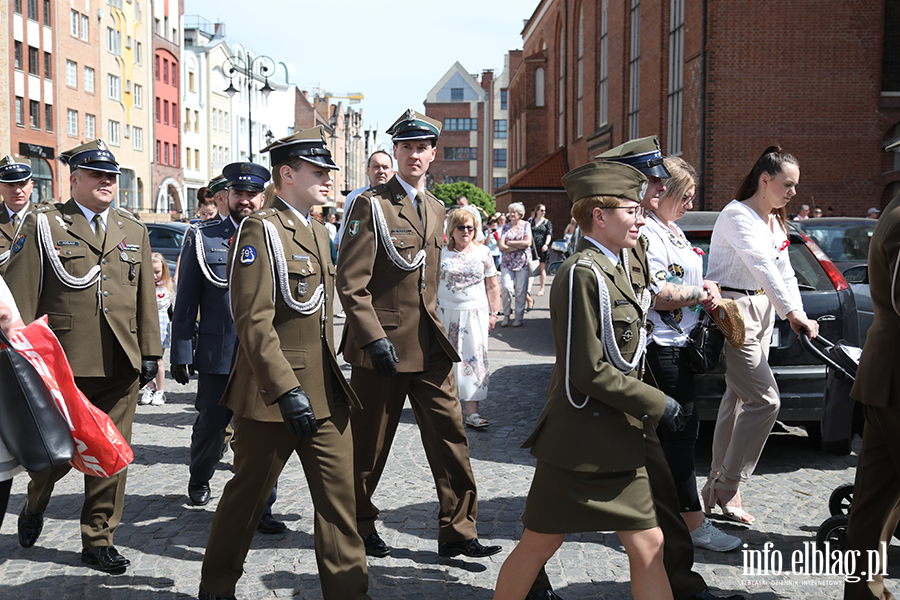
[27,0,37,20]
[81,14,89,40]
[14,0,22,14]
[44,51,51,79]
[14,42,23,71]
[66,60,77,87]
[629,0,641,139]
[885,0,900,90]
[450,87,464,101]
[494,119,508,139]
[224,112,229,132]
[136,41,142,64]
[558,26,565,147]
[84,67,94,93]
[442,176,477,185]
[195,148,200,168]
[500,89,508,110]
[172,144,178,167]
[155,140,161,162]
[599,0,609,126]
[194,110,200,132]
[444,118,478,131]
[493,148,507,168]
[85,113,95,138]
[535,67,545,107]
[172,64,178,88]
[70,10,79,36]
[576,3,584,138]
[155,97,160,122]
[28,46,39,76]
[186,147,192,169]
[108,120,120,146]
[189,71,195,92]
[163,100,169,124]
[108,74,120,100]
[163,59,168,84]
[493,177,507,190]
[45,104,52,131]
[184,107,190,131]
[107,27,121,54]
[164,142,169,165]
[134,83,142,107]
[43,0,50,25]
[172,102,177,126]
[16,98,25,127]
[133,126,143,150]
[668,0,685,155]
[67,109,78,135]
[29,100,40,128]
[443,147,478,161]
[155,55,159,79]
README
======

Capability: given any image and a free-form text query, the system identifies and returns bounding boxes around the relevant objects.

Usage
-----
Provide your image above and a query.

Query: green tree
[431,182,496,216]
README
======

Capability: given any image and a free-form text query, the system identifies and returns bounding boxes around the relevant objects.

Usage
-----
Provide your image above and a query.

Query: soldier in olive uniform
[6,139,161,573]
[337,109,500,559]
[198,128,370,600]
[0,156,36,275]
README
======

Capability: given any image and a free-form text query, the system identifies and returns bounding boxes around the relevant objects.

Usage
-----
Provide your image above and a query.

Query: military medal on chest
[297,278,308,297]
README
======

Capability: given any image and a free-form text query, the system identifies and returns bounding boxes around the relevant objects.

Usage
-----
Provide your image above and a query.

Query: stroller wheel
[816,514,850,551]
[829,484,854,516]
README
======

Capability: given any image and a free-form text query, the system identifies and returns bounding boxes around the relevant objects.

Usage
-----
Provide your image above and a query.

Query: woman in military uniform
[493,161,683,600]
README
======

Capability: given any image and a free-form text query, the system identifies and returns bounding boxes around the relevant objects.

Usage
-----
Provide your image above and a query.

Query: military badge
[297,278,308,296]
[11,234,25,253]
[622,328,634,343]
[348,220,360,238]
[240,245,257,265]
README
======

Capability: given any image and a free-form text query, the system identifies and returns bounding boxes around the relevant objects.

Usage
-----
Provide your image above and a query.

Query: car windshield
[148,228,184,249]
[800,223,874,263]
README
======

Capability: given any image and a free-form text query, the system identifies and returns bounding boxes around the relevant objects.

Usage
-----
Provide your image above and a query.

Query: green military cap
[0,155,33,183]
[594,135,670,179]
[261,125,339,170]
[387,109,441,142]
[59,139,121,174]
[562,161,648,205]
[209,174,227,194]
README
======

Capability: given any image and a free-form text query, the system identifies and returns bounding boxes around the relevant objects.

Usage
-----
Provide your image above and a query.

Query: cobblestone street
[0,284,895,599]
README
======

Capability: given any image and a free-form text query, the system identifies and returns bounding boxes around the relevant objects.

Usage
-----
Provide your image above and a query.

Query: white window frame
[108,74,121,100]
[108,120,120,146]
[85,113,95,138]
[134,83,142,108]
[132,126,143,150]
[67,109,78,135]
[66,60,77,88]
[84,66,94,93]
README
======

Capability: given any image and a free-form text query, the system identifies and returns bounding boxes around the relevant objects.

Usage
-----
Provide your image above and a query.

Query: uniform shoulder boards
[196,219,220,230]
[576,252,595,268]
[113,207,142,223]
[368,183,388,196]
[35,204,53,213]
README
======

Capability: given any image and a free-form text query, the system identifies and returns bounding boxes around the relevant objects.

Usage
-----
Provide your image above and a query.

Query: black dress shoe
[438,538,502,558]
[81,546,130,572]
[362,533,391,557]
[526,589,565,600]
[257,513,288,534]
[17,504,44,548]
[198,585,236,600]
[188,479,211,506]
[684,589,745,600]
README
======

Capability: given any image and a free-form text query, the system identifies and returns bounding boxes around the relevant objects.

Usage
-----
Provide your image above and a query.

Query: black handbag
[686,313,726,374]
[0,327,75,473]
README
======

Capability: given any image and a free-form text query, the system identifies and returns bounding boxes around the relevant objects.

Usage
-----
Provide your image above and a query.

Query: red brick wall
[427,101,485,189]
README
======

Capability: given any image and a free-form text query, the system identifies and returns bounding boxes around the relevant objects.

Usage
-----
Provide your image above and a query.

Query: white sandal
[465,413,489,429]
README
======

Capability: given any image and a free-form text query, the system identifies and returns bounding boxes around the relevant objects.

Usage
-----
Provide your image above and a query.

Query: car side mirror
[843,265,868,284]
[551,241,567,254]
[548,261,563,276]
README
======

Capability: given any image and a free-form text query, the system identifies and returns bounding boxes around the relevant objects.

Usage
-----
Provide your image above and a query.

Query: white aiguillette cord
[36,212,101,290]
[370,194,428,290]
[193,228,228,289]
[262,219,325,317]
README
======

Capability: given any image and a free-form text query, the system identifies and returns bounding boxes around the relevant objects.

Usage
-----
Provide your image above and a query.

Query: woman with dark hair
[530,204,553,296]
[703,146,819,525]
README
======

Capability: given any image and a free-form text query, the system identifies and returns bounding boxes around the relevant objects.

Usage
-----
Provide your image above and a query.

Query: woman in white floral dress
[438,209,502,428]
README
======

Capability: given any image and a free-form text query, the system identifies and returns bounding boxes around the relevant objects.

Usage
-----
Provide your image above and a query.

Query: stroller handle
[798,330,851,377]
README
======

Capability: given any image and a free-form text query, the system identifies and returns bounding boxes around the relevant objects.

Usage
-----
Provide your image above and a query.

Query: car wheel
[828,483,854,516]
[816,514,849,552]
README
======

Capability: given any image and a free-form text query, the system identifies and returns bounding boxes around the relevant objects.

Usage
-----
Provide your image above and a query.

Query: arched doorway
[155,177,185,216]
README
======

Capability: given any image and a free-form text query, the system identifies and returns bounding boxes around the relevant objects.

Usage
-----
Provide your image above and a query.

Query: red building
[500,0,900,234]
[152,0,183,215]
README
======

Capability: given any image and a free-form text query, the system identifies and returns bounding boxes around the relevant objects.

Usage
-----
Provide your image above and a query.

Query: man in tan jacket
[198,129,370,600]
[337,109,500,559]
[7,139,161,573]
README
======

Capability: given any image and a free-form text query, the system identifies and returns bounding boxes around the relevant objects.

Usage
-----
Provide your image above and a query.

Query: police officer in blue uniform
[171,162,286,534]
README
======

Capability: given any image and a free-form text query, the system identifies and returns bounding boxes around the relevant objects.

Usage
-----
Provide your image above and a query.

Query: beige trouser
[709,292,780,484]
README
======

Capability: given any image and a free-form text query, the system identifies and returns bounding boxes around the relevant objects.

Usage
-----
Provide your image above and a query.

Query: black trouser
[647,343,702,513]
[0,477,12,531]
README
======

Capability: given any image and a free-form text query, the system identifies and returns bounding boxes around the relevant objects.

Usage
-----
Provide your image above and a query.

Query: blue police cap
[261,126,339,170]
[0,156,33,183]
[387,109,441,143]
[222,162,270,192]
[595,136,671,179]
[59,139,121,174]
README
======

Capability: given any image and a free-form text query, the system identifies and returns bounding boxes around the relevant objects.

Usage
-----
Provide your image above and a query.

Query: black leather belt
[721,286,765,296]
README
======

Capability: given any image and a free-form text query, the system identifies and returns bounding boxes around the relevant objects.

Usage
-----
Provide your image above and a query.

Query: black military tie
[92,214,106,248]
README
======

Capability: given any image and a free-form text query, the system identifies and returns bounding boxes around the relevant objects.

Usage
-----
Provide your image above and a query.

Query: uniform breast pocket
[58,246,89,276]
[119,252,141,286]
[383,234,419,267]
[286,259,321,303]
[611,306,641,355]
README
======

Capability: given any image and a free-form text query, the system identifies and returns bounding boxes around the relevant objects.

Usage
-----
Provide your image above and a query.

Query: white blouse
[0,275,24,482]
[706,200,805,319]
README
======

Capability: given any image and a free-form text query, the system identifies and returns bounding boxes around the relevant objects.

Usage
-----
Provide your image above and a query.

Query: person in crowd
[209,175,229,220]
[793,204,810,220]
[868,207,881,219]
[493,160,684,600]
[198,127,370,600]
[498,202,533,327]
[455,195,485,243]
[563,218,577,243]
[703,146,819,524]
[194,187,217,222]
[326,212,339,244]
[843,139,900,600]
[337,109,500,560]
[6,139,161,573]
[438,209,501,429]
[0,275,26,531]
[530,204,553,297]
[140,253,175,406]
[813,207,823,218]
[0,156,36,275]
[485,213,503,269]
[337,150,394,248]
[643,156,741,552]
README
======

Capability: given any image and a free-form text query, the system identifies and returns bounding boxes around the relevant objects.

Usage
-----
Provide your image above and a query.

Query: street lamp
[223,53,275,160]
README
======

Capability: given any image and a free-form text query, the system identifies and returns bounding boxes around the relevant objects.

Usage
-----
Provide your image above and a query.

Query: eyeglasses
[455,225,476,232]
[682,195,695,206]
[608,206,646,218]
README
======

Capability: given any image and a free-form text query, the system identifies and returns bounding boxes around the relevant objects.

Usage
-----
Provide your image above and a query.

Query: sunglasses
[456,225,476,232]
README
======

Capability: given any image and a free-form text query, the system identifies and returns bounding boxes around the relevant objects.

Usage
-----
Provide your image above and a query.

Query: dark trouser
[26,372,139,547]
[531,418,708,599]
[190,372,278,515]
[0,477,12,531]
[201,407,369,600]
[350,344,479,543]
[844,404,900,600]
[647,343,702,513]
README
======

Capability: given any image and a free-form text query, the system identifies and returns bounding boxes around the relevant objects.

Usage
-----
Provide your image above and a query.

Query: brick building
[151,0,184,217]
[501,0,900,235]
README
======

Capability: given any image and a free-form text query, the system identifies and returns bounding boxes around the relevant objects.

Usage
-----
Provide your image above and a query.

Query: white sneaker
[139,387,155,405]
[150,391,166,406]
[690,518,742,552]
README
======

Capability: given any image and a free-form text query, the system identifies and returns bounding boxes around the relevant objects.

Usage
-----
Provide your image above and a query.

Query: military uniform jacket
[852,192,900,408]
[222,198,360,423]
[0,204,32,274]
[171,218,238,374]
[5,199,162,377]
[523,237,665,473]
[336,175,460,371]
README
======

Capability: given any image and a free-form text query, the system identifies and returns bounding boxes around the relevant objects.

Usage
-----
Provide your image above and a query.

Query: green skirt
[522,459,657,534]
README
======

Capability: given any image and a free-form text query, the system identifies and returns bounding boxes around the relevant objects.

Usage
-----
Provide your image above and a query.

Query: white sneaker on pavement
[150,391,166,406]
[139,387,155,405]
[690,518,742,552]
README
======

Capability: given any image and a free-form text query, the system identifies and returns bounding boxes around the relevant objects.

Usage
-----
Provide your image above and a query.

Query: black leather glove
[366,337,400,378]
[660,395,685,432]
[171,364,192,385]
[139,358,159,388]
[277,387,319,438]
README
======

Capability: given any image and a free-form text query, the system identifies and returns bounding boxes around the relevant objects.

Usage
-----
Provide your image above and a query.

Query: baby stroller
[799,333,899,550]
